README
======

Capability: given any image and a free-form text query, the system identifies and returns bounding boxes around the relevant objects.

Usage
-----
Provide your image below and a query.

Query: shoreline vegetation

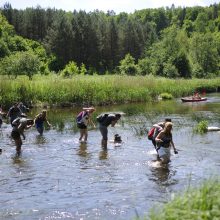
[0,75,220,108]
[144,179,220,220]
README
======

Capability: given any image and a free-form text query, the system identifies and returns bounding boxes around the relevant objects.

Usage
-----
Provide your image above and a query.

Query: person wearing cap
[11,115,34,156]
[6,102,22,125]
[155,122,178,164]
[76,106,96,142]
[97,113,121,149]
[33,110,51,135]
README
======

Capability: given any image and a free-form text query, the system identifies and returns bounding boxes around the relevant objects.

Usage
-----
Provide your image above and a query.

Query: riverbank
[146,179,220,220]
[0,74,219,108]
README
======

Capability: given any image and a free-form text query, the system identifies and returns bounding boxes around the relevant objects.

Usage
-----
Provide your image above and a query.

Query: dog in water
[114,134,122,144]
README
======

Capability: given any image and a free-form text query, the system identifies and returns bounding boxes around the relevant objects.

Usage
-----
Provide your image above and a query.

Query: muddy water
[0,93,219,220]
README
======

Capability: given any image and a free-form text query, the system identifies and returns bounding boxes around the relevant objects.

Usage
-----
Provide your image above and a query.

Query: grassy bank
[0,74,219,108]
[145,179,220,220]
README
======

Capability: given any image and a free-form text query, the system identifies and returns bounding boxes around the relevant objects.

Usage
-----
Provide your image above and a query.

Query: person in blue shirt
[33,110,51,135]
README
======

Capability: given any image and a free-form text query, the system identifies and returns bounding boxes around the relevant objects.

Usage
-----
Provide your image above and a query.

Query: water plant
[194,120,208,134]
[159,93,173,100]
[147,179,220,220]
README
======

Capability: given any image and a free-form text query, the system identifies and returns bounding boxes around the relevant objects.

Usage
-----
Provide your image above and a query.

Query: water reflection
[0,93,219,220]
[99,149,108,160]
[77,142,88,158]
[35,134,47,145]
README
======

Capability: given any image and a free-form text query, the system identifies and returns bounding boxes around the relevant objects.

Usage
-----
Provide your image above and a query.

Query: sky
[0,0,219,14]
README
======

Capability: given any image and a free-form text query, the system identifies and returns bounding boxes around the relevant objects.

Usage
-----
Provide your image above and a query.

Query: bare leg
[84,129,88,142]
[79,129,84,141]
[15,138,22,155]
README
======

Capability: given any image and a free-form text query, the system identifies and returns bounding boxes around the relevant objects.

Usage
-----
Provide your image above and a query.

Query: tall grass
[0,74,219,108]
[147,179,220,220]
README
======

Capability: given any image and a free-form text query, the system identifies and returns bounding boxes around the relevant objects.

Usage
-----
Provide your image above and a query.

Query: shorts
[99,124,108,140]
[36,125,44,135]
[11,130,20,140]
[158,146,171,159]
[77,123,87,129]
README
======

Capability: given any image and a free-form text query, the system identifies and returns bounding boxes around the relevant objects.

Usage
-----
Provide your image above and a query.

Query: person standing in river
[151,118,172,158]
[97,113,121,149]
[11,115,34,156]
[76,106,96,143]
[33,110,51,135]
[155,122,178,164]
[6,102,22,125]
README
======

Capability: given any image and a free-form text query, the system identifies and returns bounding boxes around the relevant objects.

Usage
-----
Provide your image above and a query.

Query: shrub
[194,120,208,134]
[159,93,173,100]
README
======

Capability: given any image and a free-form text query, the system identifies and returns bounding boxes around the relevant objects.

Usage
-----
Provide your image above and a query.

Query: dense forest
[0,2,220,78]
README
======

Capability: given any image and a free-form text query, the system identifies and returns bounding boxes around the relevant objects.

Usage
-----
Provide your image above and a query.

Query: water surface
[0,93,220,219]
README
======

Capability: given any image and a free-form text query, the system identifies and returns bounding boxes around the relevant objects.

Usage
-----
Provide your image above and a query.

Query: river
[0,93,220,220]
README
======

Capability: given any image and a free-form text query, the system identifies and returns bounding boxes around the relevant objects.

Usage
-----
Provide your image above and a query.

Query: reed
[147,179,220,220]
[194,120,208,134]
[0,74,219,108]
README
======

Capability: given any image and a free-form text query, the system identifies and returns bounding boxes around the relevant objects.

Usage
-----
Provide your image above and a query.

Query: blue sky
[1,0,219,14]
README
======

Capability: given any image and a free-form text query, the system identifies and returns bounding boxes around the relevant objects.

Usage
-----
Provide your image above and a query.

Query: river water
[0,93,220,220]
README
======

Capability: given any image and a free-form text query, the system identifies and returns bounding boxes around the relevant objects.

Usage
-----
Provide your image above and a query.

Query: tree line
[0,2,220,78]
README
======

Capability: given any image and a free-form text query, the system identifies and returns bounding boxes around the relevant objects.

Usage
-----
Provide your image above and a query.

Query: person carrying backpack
[76,106,96,143]
[97,113,121,149]
[148,118,172,159]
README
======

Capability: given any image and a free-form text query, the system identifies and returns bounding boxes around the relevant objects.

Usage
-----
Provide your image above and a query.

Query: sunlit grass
[0,74,219,107]
[144,179,220,220]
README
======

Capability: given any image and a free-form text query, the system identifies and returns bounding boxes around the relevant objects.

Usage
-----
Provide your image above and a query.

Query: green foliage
[148,179,220,220]
[137,58,152,75]
[118,53,138,75]
[159,93,173,100]
[0,51,41,79]
[194,120,208,134]
[60,61,79,77]
[0,75,219,107]
[1,4,220,77]
[79,63,87,75]
[163,62,179,78]
[189,33,219,78]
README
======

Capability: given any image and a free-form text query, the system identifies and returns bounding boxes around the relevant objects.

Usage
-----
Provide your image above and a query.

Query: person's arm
[88,117,96,128]
[153,123,163,130]
[45,118,51,127]
[155,131,164,143]
[170,139,178,154]
[6,108,11,118]
[111,117,118,127]
[33,115,38,127]
[18,124,25,140]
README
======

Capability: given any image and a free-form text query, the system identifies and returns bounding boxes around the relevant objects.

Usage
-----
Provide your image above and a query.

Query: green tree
[0,51,40,79]
[189,33,219,77]
[118,53,137,75]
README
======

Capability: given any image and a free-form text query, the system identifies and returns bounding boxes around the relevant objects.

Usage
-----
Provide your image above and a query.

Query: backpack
[76,111,88,124]
[147,127,155,140]
[96,113,108,123]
